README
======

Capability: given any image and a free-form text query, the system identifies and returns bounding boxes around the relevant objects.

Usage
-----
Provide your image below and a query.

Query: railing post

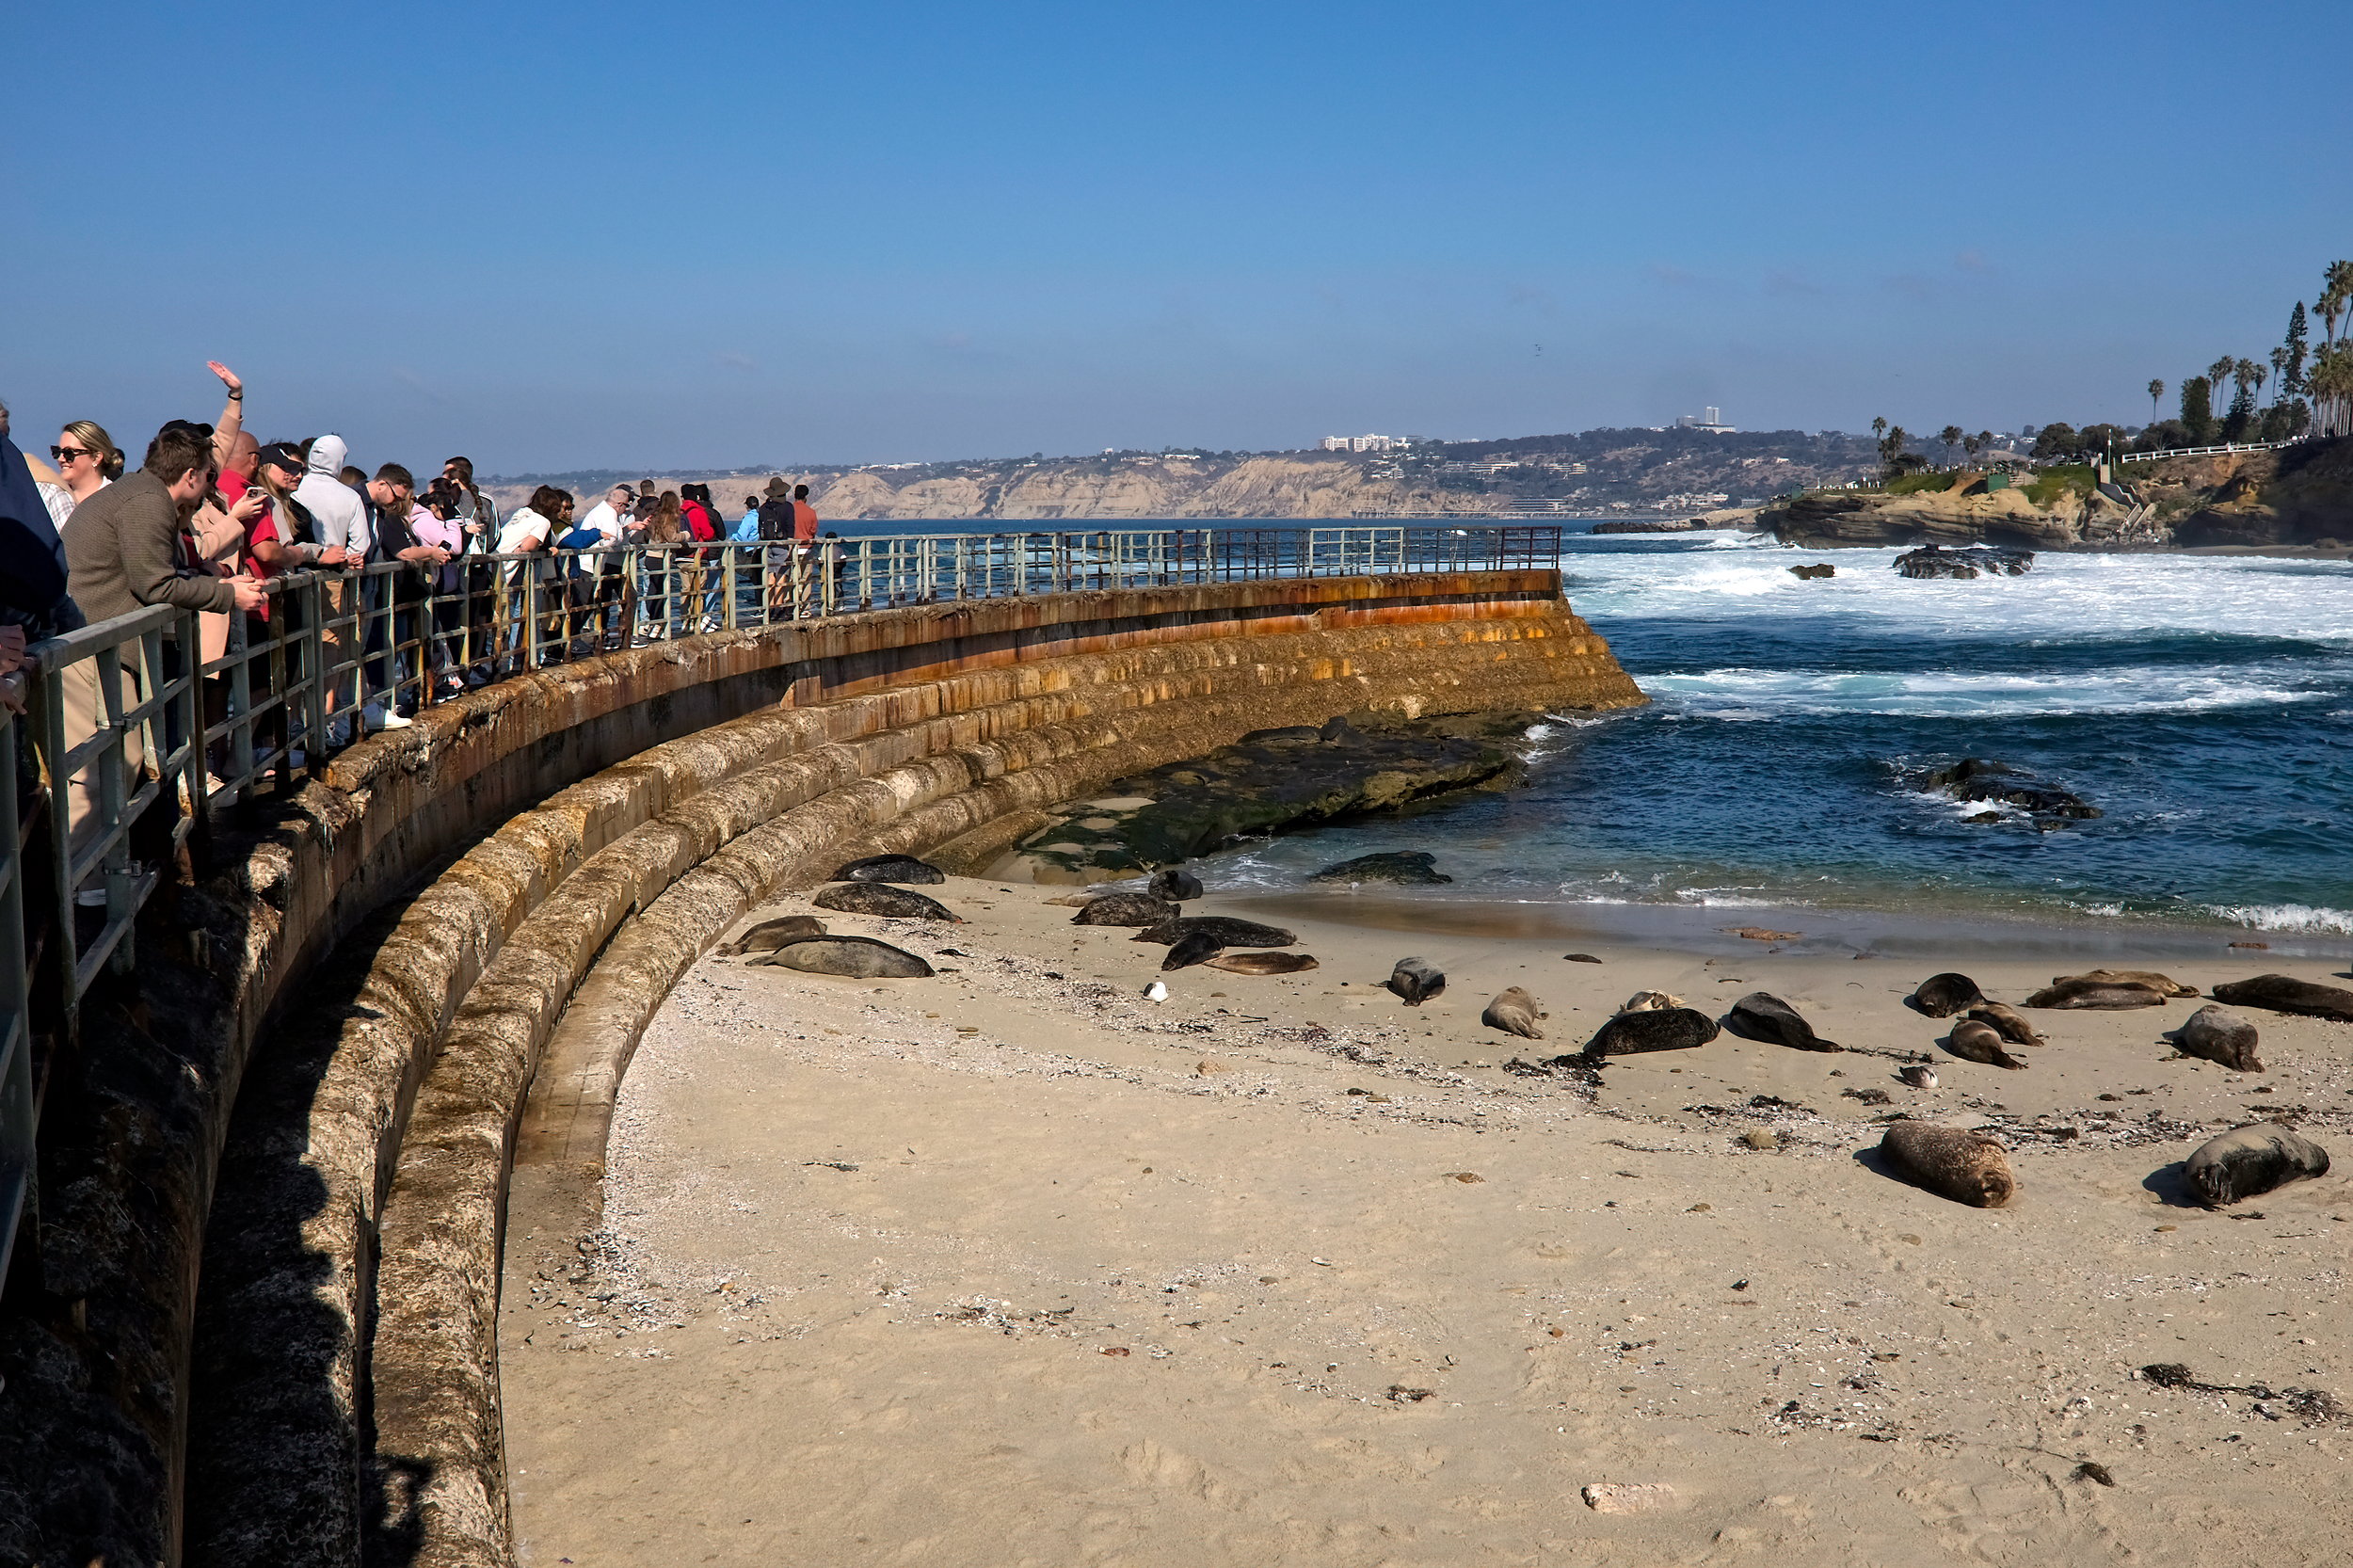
[0,702,29,1287]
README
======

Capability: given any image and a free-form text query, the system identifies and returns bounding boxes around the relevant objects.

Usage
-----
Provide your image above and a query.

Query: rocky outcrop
[1894,544,2034,579]
[1765,481,2083,549]
[1001,711,1551,881]
[1590,506,1760,535]
[2172,439,2353,546]
[1910,758,2100,827]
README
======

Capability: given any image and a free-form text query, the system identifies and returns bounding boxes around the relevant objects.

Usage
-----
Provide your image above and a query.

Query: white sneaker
[376,710,413,729]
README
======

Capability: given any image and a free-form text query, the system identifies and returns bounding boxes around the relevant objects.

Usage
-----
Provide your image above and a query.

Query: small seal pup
[746,936,935,979]
[1909,972,1986,1017]
[1481,987,1546,1039]
[2212,974,2353,1023]
[1162,931,1226,971]
[1575,1007,1720,1060]
[831,854,947,885]
[2024,975,2168,1009]
[1386,957,1446,1006]
[1725,991,1841,1052]
[1072,892,1178,927]
[1945,1019,2028,1069]
[2171,1003,2263,1071]
[1148,868,1205,902]
[1966,1001,2046,1048]
[1621,990,1686,1012]
[2184,1123,2329,1208]
[719,915,827,954]
[1880,1120,2015,1208]
[1205,952,1320,975]
[1133,916,1297,949]
[813,883,962,921]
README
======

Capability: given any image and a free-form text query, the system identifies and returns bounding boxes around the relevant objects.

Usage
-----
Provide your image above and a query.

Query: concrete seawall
[0,571,1641,1568]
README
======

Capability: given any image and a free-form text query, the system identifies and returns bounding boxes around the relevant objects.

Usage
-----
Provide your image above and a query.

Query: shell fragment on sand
[1581,1483,1677,1513]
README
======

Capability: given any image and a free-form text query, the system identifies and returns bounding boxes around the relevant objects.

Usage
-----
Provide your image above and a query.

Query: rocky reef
[1894,544,2034,579]
[1910,758,2101,829]
[1001,710,1545,881]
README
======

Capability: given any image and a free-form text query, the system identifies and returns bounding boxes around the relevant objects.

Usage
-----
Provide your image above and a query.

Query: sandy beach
[501,878,2353,1567]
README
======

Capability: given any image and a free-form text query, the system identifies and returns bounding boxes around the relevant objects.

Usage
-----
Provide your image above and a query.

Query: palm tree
[1963,432,1984,462]
[2269,347,2290,405]
[2320,261,2353,347]
[1939,424,1964,465]
[1872,416,1888,440]
[2311,342,2353,439]
[2208,355,2236,398]
[2147,378,2165,423]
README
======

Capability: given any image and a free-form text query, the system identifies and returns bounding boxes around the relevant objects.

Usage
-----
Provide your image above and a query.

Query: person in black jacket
[0,400,84,712]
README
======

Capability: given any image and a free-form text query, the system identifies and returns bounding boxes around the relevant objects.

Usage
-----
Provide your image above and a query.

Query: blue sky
[6,1,2348,471]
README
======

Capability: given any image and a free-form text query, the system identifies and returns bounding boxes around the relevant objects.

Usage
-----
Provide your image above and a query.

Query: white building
[1673,407,1738,433]
[1320,434,1408,452]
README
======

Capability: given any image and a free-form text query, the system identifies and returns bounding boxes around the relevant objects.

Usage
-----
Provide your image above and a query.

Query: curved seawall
[0,570,1640,1568]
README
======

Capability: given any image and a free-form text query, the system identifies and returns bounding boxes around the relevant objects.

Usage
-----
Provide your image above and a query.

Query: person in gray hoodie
[292,434,399,739]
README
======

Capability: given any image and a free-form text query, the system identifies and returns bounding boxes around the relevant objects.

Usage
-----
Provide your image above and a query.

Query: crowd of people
[0,363,832,902]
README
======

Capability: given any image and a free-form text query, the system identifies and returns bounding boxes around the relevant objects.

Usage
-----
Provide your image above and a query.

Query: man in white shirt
[294,434,376,741]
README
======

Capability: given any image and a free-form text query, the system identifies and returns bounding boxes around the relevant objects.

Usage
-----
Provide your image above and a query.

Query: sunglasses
[52,444,94,462]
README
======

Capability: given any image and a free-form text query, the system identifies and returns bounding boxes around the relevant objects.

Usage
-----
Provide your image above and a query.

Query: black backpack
[758,498,795,541]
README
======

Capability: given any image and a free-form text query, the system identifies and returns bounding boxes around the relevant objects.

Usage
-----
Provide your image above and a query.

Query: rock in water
[1575,1007,1721,1060]
[719,915,827,954]
[2173,1004,2263,1071]
[2025,975,2168,1010]
[1966,1002,2046,1048]
[1309,851,1453,885]
[1912,759,2100,823]
[2073,968,2197,998]
[1386,956,1446,1006]
[812,883,962,921]
[1894,543,2035,579]
[2211,974,2353,1023]
[1945,1019,2028,1070]
[1787,562,1836,580]
[1148,868,1205,901]
[1072,892,1179,927]
[1725,991,1841,1052]
[1205,952,1320,975]
[831,854,947,885]
[1131,916,1297,949]
[748,936,935,979]
[1881,1121,2016,1208]
[1481,987,1545,1039]
[1622,990,1686,1012]
[1909,972,1986,1017]
[2184,1124,2329,1208]
[1162,932,1225,971]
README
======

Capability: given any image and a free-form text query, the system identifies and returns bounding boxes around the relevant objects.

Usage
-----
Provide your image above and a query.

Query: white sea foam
[2205,904,2353,935]
[1642,664,2329,719]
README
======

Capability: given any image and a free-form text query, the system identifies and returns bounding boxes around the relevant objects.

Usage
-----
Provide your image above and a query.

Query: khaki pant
[320,574,355,718]
[60,656,147,881]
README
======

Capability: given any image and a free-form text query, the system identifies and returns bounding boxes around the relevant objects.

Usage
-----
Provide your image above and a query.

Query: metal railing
[0,522,1559,1282]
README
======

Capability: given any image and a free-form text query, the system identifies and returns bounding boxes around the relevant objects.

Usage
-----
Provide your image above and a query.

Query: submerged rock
[1894,543,2035,579]
[1911,758,2101,824]
[1787,562,1836,580]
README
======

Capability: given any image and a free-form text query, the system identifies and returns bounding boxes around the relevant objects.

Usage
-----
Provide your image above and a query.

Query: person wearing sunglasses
[41,421,125,527]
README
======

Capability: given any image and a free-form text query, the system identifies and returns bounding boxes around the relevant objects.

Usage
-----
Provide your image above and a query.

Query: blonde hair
[61,420,125,480]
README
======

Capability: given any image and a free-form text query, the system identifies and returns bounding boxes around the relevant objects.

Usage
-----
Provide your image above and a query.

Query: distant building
[1320,434,1408,452]
[1673,407,1739,433]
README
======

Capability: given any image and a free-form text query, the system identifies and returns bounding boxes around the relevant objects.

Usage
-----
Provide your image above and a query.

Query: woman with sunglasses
[40,421,125,526]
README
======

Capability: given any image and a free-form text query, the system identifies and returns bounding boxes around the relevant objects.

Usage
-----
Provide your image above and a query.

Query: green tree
[2179,376,2216,442]
[2282,302,2311,395]
[2208,356,2236,399]
[1871,416,1888,442]
[1938,424,1964,464]
[2312,341,2353,439]
[2030,423,2080,460]
[1962,432,1984,462]
[2147,378,2165,423]
[2321,261,2353,347]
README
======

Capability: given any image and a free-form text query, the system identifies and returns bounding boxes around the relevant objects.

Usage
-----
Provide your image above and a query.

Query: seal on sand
[1205,952,1320,975]
[2184,1123,2329,1208]
[1072,892,1179,927]
[1622,990,1686,1012]
[1133,916,1296,949]
[1945,1019,2028,1069]
[2024,975,2167,1009]
[2211,974,2353,1023]
[1908,972,1985,1017]
[1966,1001,2046,1048]
[1148,868,1205,902]
[1881,1120,2015,1208]
[1385,956,1445,1006]
[2172,1003,2263,1071]
[1725,991,1841,1052]
[1481,987,1546,1039]
[719,915,827,954]
[747,936,935,979]
[813,883,963,922]
[1162,931,1225,971]
[2074,968,2198,998]
[1575,1007,1720,1060]
[832,854,947,885]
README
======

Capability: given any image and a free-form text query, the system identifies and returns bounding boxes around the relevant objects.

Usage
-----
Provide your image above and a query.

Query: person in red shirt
[790,483,818,542]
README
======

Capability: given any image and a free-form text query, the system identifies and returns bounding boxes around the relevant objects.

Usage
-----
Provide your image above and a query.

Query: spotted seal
[746,936,935,979]
[1204,952,1320,975]
[812,883,962,921]
[1148,868,1205,901]
[1071,892,1179,927]
[1481,987,1546,1039]
[1575,1007,1720,1060]
[1133,916,1296,949]
[1621,990,1686,1012]
[1161,931,1225,971]
[2184,1124,2329,1208]
[2172,1003,2263,1071]
[1881,1120,2015,1208]
[718,915,828,954]
[831,854,947,885]
[1725,991,1841,1052]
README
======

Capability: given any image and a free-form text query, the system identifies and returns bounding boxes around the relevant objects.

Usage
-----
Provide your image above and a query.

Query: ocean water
[1210,530,2353,953]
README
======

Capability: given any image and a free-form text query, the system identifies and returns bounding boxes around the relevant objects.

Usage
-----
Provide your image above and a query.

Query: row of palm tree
[2141,260,2352,445]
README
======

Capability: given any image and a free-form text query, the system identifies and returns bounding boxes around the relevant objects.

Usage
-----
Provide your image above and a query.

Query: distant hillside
[487,427,1881,522]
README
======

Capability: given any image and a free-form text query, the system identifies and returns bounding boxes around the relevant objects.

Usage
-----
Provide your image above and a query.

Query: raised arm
[207,361,245,472]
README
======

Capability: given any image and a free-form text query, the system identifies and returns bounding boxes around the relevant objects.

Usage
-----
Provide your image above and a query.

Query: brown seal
[2073,968,2198,998]
[1909,972,1986,1017]
[2172,1003,2263,1071]
[1481,987,1546,1039]
[746,936,935,979]
[719,915,827,954]
[1621,989,1686,1012]
[1881,1120,2015,1207]
[1161,931,1225,971]
[1385,957,1446,1006]
[1204,951,1319,975]
[2211,974,2353,1023]
[1725,991,1840,1052]
[1945,1019,2028,1069]
[2024,975,2167,1009]
[1965,1001,2046,1048]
